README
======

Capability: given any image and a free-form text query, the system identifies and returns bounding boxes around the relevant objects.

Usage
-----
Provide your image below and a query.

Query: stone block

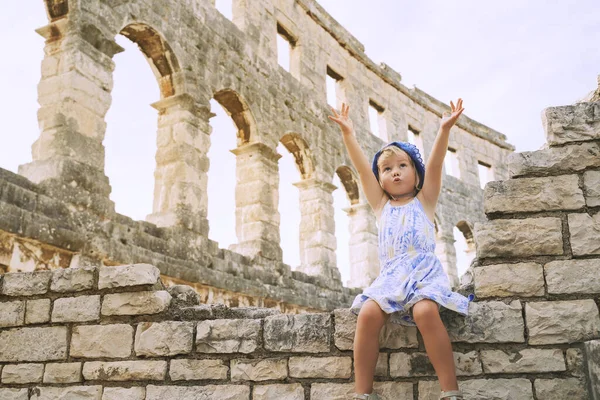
[50,267,95,292]
[566,348,585,377]
[375,353,388,377]
[568,213,600,256]
[0,389,28,400]
[30,386,102,399]
[82,360,167,381]
[102,387,145,400]
[231,358,287,381]
[0,326,67,362]
[1,363,44,383]
[419,379,533,400]
[25,299,51,324]
[584,339,600,398]
[311,382,413,400]
[70,324,133,358]
[196,319,261,353]
[526,300,600,344]
[543,102,600,145]
[545,259,600,294]
[390,351,481,377]
[169,359,228,380]
[584,170,600,206]
[474,263,544,297]
[145,385,250,400]
[43,362,82,383]
[101,290,171,316]
[481,349,565,373]
[98,264,160,289]
[289,356,352,379]
[1,270,51,296]
[534,378,587,400]
[508,142,600,178]
[253,384,304,400]
[134,321,193,356]
[264,313,330,352]
[52,295,101,322]
[0,300,25,327]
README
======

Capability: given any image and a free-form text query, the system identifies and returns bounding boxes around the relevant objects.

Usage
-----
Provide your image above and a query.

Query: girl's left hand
[440,98,464,131]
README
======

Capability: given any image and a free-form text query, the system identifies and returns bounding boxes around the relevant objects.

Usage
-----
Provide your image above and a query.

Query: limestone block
[508,142,600,178]
[534,378,587,400]
[375,353,388,377]
[1,363,44,383]
[43,362,82,383]
[1,270,51,296]
[0,326,67,362]
[169,359,228,380]
[474,263,544,297]
[70,324,133,358]
[145,385,250,400]
[52,295,101,322]
[30,386,102,400]
[545,259,600,294]
[334,309,418,350]
[543,102,600,145]
[475,218,563,258]
[50,267,95,292]
[289,356,352,378]
[526,300,600,344]
[253,384,304,400]
[481,349,565,373]
[264,313,330,352]
[584,170,600,206]
[444,301,524,343]
[584,340,600,396]
[231,358,287,381]
[196,319,261,353]
[0,300,25,327]
[566,348,585,377]
[82,360,167,381]
[101,291,171,316]
[568,213,600,256]
[102,387,145,400]
[484,175,585,213]
[98,264,160,289]
[25,299,51,324]
[134,321,194,356]
[311,382,413,400]
[419,379,533,400]
[0,389,28,400]
[390,351,482,377]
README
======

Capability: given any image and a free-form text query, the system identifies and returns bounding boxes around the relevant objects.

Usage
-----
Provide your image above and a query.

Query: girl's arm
[419,99,465,214]
[329,104,387,214]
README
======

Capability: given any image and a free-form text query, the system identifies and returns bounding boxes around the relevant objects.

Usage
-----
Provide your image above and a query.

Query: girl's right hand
[329,103,354,136]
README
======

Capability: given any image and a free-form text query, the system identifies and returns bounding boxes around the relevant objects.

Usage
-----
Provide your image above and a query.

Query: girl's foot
[353,393,381,400]
[440,390,464,399]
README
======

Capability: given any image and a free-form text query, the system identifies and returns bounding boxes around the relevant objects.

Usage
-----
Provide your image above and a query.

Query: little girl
[329,99,471,400]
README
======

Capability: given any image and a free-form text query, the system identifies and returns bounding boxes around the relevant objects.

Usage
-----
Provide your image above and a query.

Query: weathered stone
[481,349,565,373]
[568,213,600,256]
[253,384,304,400]
[543,102,600,145]
[444,301,525,343]
[264,313,330,352]
[545,259,600,294]
[311,382,413,400]
[475,218,563,258]
[0,388,28,400]
[289,356,352,378]
[102,387,145,400]
[474,263,544,297]
[134,321,193,356]
[50,267,95,292]
[334,308,418,350]
[484,175,585,213]
[419,379,533,400]
[196,319,261,353]
[584,170,600,206]
[526,300,600,344]
[231,358,287,381]
[0,300,25,327]
[82,360,167,381]
[375,353,388,377]
[145,385,250,400]
[0,326,67,362]
[169,359,228,380]
[25,299,51,324]
[52,295,100,322]
[101,290,171,316]
[31,386,102,399]
[1,270,51,296]
[566,348,585,377]
[43,362,82,383]
[584,339,600,398]
[1,363,44,383]
[534,378,587,400]
[98,264,160,289]
[70,324,133,358]
[390,351,482,377]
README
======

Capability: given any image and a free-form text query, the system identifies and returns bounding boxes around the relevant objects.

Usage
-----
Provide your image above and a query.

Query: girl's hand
[440,98,464,131]
[329,103,354,135]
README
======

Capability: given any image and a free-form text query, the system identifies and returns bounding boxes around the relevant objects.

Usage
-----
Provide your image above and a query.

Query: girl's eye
[384,167,391,171]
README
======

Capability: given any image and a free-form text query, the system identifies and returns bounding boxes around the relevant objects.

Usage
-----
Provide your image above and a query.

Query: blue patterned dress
[350,197,470,326]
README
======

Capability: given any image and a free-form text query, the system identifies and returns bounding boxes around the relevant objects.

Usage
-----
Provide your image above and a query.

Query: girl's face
[378,150,418,198]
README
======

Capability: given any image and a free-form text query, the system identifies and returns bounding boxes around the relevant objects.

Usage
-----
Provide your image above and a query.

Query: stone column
[229,143,282,261]
[435,232,459,288]
[294,179,341,285]
[19,18,123,214]
[146,94,212,236]
[345,203,379,288]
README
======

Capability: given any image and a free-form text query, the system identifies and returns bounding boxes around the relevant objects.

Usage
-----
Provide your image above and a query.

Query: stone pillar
[230,143,282,261]
[19,18,123,214]
[345,203,379,288]
[146,94,212,236]
[436,232,459,288]
[294,179,341,285]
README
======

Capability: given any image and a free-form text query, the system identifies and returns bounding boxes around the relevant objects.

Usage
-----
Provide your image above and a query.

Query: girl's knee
[357,300,387,327]
[412,299,439,326]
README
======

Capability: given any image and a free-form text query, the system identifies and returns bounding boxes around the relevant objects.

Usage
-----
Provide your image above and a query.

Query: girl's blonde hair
[377,146,421,189]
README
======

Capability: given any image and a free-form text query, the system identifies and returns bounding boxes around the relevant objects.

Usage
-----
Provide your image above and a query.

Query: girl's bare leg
[354,300,389,394]
[412,299,459,392]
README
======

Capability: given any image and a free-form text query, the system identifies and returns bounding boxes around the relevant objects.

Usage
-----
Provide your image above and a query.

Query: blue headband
[372,142,426,192]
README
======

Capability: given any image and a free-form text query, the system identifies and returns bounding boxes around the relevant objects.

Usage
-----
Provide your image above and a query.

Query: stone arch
[453,220,476,279]
[214,90,257,146]
[455,220,475,248]
[44,0,69,21]
[279,133,315,180]
[335,166,360,205]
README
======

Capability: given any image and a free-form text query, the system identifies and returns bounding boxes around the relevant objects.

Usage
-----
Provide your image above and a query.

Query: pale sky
[1,1,598,285]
